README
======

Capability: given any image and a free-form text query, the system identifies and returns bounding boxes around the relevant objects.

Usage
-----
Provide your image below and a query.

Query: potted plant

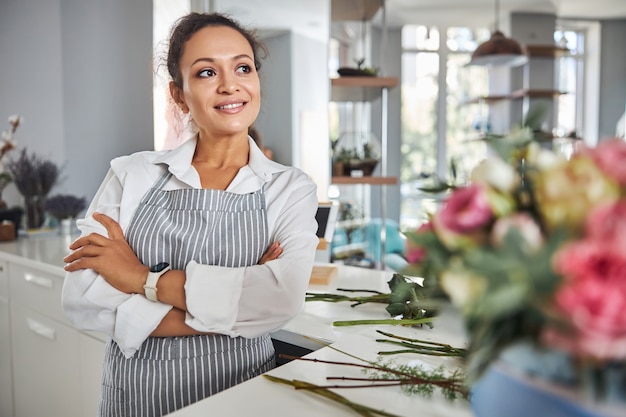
[333,132,381,177]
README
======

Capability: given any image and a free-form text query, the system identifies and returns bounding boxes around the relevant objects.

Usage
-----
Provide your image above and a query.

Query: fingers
[93,212,125,240]
[258,242,282,265]
[67,212,124,250]
[68,232,108,250]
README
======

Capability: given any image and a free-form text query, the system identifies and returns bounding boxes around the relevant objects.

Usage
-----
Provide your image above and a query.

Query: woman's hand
[63,212,148,294]
[258,242,282,264]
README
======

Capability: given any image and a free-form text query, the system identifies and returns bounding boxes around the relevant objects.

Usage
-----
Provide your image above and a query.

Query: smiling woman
[62,12,319,417]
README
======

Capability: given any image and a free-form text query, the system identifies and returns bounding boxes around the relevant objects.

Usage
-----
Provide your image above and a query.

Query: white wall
[599,19,626,140]
[0,0,65,206]
[254,32,294,166]
[0,0,154,208]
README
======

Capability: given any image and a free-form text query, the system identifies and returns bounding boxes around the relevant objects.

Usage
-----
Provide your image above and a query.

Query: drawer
[0,259,7,300]
[10,303,82,417]
[9,262,67,324]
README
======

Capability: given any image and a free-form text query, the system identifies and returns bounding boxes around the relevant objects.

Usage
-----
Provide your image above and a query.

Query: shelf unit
[330,0,398,269]
[465,44,571,135]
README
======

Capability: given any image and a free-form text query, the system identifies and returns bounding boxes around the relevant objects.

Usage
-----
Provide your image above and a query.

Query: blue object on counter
[471,363,616,417]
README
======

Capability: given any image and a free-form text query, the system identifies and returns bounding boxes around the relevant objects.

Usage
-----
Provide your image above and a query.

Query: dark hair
[167,12,268,89]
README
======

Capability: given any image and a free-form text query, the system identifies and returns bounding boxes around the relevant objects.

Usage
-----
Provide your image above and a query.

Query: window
[554,26,585,139]
[400,25,489,230]
[399,23,586,230]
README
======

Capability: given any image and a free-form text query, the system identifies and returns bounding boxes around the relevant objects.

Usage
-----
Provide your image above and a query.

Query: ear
[169,81,189,114]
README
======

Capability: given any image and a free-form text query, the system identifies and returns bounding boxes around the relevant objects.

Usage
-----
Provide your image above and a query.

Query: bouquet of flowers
[403,127,626,405]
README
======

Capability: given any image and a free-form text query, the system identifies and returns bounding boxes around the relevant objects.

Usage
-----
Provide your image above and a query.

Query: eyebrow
[191,54,254,66]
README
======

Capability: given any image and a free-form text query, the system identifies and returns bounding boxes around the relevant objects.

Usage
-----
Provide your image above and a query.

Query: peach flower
[532,154,620,232]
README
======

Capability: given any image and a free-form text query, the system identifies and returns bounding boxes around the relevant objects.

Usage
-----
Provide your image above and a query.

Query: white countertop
[0,233,74,274]
[170,265,473,417]
[0,236,473,416]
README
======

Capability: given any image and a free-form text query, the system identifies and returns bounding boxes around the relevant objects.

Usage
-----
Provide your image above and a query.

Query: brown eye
[236,65,252,74]
[198,68,216,78]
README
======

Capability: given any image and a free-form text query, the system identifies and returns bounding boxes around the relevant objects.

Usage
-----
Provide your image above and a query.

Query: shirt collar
[152,134,287,187]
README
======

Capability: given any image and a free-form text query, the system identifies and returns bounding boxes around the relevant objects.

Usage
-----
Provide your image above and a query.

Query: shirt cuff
[113,294,172,358]
[183,261,244,334]
[84,274,131,310]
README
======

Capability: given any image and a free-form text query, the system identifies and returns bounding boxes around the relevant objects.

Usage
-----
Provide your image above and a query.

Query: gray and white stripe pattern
[126,171,268,269]
[100,333,274,417]
[99,170,274,417]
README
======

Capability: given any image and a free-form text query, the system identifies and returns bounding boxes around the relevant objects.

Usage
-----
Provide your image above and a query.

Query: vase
[472,362,626,417]
[59,218,73,236]
[24,195,45,230]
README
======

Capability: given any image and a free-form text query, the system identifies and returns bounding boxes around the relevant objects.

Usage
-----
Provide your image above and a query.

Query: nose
[218,73,238,94]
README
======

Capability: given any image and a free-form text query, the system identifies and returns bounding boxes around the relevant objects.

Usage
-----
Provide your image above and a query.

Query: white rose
[525,142,566,170]
[440,266,486,310]
[470,157,520,193]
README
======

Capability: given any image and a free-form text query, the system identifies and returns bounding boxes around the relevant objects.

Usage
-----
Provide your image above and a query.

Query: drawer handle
[24,273,54,289]
[26,318,56,340]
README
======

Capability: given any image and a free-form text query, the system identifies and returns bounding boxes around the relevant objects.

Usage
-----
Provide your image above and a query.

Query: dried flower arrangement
[5,148,61,229]
[44,194,87,220]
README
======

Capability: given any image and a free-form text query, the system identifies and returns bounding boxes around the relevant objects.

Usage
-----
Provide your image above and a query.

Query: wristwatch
[144,262,170,302]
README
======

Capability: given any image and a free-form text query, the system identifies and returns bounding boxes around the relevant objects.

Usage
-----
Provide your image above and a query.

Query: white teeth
[218,103,243,110]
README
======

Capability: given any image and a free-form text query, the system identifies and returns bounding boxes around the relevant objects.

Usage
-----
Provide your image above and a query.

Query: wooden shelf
[330,76,398,102]
[463,94,512,105]
[525,44,570,58]
[510,89,569,99]
[331,0,382,21]
[331,176,398,185]
[464,89,568,104]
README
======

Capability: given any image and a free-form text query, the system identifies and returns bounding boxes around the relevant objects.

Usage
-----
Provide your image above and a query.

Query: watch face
[150,262,170,273]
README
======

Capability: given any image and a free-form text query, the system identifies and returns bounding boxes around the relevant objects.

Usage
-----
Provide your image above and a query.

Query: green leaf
[522,102,548,131]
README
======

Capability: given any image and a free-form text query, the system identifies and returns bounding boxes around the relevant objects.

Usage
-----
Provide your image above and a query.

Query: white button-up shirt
[62,136,319,358]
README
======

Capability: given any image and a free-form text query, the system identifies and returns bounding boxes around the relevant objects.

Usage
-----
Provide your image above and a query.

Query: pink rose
[405,222,433,264]
[438,184,493,233]
[579,139,626,186]
[432,185,493,250]
[585,200,626,250]
[550,239,626,359]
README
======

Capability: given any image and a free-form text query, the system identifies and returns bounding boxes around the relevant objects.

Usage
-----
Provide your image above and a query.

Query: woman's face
[175,25,260,138]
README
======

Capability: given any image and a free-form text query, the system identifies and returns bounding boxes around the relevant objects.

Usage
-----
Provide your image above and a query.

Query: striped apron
[98,170,275,417]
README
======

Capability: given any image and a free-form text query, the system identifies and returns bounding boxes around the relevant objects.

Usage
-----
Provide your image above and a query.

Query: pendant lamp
[467,0,527,67]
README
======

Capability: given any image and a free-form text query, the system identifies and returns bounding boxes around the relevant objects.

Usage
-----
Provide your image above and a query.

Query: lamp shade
[467,30,528,67]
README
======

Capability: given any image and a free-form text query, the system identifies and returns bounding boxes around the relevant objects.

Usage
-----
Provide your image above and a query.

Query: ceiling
[213,0,626,42]
[383,0,626,28]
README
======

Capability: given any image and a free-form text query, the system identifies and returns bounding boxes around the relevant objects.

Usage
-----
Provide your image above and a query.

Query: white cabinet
[79,333,106,416]
[0,260,13,417]
[10,303,82,417]
[0,239,106,417]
